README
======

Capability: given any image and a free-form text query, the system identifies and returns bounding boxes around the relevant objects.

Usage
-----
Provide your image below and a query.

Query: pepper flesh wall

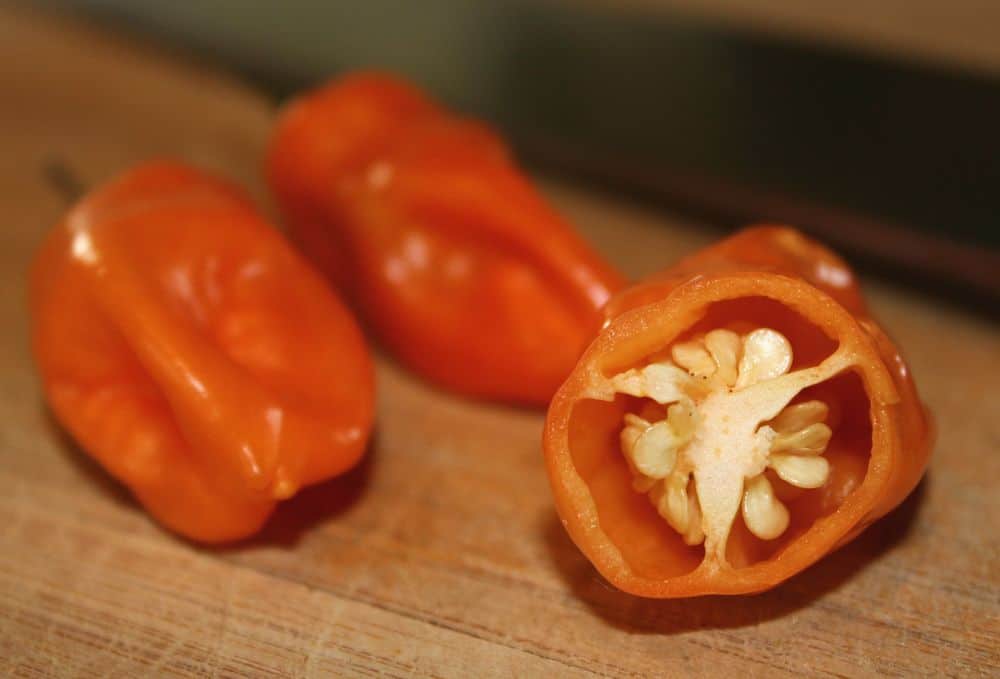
[543,226,932,597]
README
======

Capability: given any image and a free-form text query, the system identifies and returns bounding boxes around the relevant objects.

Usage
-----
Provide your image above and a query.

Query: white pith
[611,327,851,565]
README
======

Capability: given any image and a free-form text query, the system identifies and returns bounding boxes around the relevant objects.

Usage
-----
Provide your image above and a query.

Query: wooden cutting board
[1,6,997,677]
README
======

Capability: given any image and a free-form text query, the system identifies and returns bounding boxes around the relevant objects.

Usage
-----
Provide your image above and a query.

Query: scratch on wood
[208,571,237,679]
[41,157,85,205]
[302,590,347,678]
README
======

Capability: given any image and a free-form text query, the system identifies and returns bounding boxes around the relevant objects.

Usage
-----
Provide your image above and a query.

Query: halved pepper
[30,163,375,542]
[543,226,932,596]
[266,72,626,406]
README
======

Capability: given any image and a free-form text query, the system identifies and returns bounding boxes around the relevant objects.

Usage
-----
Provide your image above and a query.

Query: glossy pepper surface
[543,226,932,597]
[30,163,375,542]
[266,72,626,406]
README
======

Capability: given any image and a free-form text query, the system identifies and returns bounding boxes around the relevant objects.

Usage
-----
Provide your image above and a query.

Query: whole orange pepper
[543,226,932,596]
[266,72,626,406]
[30,163,375,542]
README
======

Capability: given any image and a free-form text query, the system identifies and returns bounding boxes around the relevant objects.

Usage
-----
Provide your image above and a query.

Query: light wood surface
[1,6,997,677]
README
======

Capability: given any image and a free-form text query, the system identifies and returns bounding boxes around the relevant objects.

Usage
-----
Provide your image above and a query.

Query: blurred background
[24,0,1000,302]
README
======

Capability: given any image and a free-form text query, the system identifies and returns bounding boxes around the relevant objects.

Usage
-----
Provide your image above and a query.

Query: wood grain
[1,5,998,677]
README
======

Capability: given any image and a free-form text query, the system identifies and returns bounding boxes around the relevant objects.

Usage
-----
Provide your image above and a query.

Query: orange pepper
[266,72,626,406]
[543,226,932,596]
[30,163,375,542]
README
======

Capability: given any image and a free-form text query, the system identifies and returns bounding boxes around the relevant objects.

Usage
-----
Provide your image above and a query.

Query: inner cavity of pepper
[563,298,874,576]
[610,324,855,568]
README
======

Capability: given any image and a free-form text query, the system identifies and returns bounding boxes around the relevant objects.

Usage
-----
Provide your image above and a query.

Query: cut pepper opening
[568,299,873,576]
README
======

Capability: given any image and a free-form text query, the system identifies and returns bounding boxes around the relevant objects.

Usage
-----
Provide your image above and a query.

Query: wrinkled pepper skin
[30,163,375,542]
[543,226,932,597]
[266,72,626,406]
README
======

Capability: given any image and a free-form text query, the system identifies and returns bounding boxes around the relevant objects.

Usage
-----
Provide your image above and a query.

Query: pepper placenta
[30,163,375,542]
[543,226,932,596]
[266,72,626,406]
